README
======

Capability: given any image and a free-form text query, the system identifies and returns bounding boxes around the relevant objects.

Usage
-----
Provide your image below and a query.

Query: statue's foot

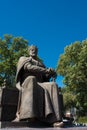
[52,121,64,127]
[12,117,20,122]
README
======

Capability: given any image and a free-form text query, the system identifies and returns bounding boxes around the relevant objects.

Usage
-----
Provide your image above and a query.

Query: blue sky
[0,0,87,87]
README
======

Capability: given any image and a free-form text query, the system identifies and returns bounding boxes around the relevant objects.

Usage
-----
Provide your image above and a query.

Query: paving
[0,121,87,130]
[1,126,87,130]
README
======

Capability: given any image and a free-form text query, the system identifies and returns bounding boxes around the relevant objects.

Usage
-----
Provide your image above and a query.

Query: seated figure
[14,45,63,127]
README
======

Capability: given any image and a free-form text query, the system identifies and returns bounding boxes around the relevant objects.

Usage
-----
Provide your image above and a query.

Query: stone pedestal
[0,87,19,121]
[0,121,29,128]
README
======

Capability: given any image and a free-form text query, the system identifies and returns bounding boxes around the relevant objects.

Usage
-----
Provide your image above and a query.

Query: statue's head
[28,45,38,57]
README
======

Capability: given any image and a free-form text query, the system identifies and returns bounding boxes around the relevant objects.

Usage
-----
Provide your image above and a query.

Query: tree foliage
[0,34,28,87]
[57,40,87,115]
[61,87,76,110]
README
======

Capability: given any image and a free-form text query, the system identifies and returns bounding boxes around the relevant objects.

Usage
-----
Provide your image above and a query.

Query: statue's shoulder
[16,56,32,77]
[17,56,26,66]
[18,56,31,64]
[17,56,31,69]
[18,56,27,62]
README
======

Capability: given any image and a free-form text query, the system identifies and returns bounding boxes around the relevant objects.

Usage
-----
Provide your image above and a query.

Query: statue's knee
[23,76,36,83]
[28,76,37,84]
[29,76,36,79]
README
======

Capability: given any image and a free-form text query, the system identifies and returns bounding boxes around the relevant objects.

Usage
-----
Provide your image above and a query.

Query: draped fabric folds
[16,56,62,124]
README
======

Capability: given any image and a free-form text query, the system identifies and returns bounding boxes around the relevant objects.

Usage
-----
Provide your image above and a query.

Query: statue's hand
[47,68,57,78]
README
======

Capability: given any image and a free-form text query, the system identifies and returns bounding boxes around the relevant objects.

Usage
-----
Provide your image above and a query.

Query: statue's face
[29,47,37,57]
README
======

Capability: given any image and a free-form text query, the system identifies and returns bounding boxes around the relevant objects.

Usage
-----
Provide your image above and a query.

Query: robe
[16,56,62,124]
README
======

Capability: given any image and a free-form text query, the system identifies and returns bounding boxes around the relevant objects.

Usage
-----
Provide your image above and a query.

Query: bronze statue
[14,45,64,127]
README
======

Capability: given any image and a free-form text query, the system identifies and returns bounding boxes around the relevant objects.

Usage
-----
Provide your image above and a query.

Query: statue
[13,45,64,127]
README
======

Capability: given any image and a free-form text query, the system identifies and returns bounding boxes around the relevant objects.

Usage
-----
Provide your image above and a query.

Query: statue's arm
[24,62,57,79]
[24,62,48,74]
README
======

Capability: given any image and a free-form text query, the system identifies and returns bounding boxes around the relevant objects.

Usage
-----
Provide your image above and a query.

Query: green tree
[57,40,87,116]
[61,87,76,110]
[0,34,28,87]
